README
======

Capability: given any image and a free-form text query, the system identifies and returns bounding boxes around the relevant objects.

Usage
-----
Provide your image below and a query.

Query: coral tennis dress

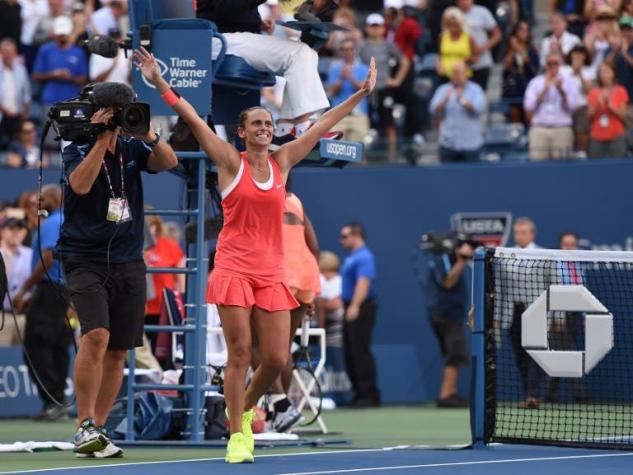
[206,153,299,312]
[282,193,321,304]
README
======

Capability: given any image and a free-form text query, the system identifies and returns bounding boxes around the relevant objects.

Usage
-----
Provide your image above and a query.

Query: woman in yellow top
[437,7,478,81]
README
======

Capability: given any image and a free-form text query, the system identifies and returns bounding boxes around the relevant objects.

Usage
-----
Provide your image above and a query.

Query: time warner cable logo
[141,56,209,89]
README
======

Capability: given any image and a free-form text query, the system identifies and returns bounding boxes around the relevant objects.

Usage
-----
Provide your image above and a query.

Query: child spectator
[316,251,344,348]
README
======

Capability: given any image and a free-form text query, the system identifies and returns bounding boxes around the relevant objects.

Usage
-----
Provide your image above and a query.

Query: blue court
[3,445,633,475]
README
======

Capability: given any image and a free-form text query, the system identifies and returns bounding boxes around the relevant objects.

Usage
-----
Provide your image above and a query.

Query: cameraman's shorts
[207,269,299,312]
[63,257,146,350]
[430,315,469,367]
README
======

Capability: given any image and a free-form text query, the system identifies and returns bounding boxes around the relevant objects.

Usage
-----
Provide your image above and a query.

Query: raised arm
[274,57,377,173]
[133,48,240,174]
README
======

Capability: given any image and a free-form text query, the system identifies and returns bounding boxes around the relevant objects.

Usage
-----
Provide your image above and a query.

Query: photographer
[59,84,177,457]
[425,236,474,407]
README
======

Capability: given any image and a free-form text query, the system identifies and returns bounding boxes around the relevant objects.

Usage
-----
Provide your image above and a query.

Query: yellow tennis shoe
[241,409,255,454]
[225,432,254,464]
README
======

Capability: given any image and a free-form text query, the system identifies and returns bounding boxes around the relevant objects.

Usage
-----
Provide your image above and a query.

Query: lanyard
[101,152,125,199]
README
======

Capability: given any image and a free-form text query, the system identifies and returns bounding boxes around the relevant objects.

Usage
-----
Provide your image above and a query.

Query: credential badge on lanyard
[103,152,132,223]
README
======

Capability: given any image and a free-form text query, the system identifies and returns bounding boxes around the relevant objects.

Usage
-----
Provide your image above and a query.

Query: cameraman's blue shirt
[426,252,468,322]
[31,208,64,283]
[341,246,376,302]
[58,136,153,263]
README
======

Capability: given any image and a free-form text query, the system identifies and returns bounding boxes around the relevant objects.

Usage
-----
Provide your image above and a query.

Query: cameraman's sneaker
[73,418,107,455]
[225,432,254,464]
[76,427,123,459]
[272,406,303,433]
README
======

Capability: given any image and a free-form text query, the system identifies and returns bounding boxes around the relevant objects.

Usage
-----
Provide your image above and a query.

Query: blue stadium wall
[1,159,632,407]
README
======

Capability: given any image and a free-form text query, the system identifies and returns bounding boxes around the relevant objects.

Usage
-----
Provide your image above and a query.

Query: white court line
[276,452,633,475]
[0,448,392,474]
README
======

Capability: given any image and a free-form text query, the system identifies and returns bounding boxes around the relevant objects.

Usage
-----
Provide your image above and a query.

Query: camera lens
[124,107,141,126]
[120,103,150,135]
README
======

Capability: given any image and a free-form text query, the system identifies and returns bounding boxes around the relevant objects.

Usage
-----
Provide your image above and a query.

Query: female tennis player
[134,46,376,463]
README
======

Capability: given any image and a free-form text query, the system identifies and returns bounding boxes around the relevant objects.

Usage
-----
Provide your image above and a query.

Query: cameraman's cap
[52,16,73,36]
[366,13,385,26]
[2,218,28,230]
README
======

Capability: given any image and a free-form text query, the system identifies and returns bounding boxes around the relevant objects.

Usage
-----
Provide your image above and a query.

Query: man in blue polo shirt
[13,184,72,421]
[32,16,88,149]
[426,237,474,407]
[339,222,380,407]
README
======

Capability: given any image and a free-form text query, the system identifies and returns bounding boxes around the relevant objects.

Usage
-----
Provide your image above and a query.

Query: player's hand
[361,57,377,95]
[133,47,162,85]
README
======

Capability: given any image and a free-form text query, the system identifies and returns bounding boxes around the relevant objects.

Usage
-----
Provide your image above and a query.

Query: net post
[471,246,488,449]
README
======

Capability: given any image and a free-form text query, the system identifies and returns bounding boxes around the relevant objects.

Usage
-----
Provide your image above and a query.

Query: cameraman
[425,238,474,407]
[60,97,177,457]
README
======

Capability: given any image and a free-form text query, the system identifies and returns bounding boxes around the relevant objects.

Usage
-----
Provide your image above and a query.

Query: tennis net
[472,247,633,450]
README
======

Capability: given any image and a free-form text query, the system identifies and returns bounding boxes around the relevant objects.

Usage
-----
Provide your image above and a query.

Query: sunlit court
[1,0,633,474]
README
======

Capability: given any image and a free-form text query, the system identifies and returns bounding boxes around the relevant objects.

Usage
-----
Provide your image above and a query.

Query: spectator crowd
[1,0,630,167]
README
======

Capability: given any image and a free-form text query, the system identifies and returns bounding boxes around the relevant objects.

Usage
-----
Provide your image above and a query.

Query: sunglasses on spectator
[340,233,351,239]
[546,61,560,66]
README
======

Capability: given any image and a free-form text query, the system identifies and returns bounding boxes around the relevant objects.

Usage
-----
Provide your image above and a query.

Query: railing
[125,151,209,442]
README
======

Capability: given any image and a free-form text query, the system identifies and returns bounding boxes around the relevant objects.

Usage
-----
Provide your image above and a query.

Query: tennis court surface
[2,445,633,475]
[2,407,632,475]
